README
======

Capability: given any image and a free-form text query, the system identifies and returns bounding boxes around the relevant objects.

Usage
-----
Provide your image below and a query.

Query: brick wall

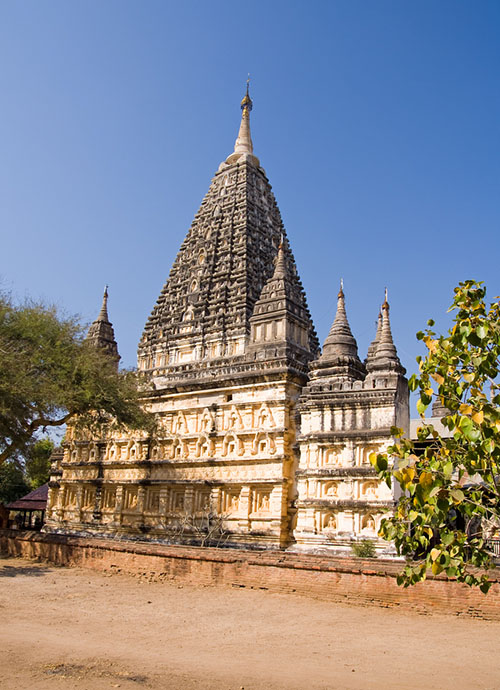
[1,529,499,620]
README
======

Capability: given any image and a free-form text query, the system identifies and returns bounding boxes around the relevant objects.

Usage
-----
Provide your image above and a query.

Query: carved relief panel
[123,487,138,511]
[81,486,95,511]
[251,489,271,515]
[101,486,116,510]
[220,488,240,513]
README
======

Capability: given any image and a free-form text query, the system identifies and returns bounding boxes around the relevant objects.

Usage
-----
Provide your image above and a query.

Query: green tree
[0,294,154,465]
[371,281,500,593]
[25,438,54,488]
[0,460,30,504]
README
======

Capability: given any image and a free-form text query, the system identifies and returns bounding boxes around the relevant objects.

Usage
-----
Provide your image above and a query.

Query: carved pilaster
[112,486,124,527]
[93,486,103,523]
[158,487,169,529]
[75,486,83,523]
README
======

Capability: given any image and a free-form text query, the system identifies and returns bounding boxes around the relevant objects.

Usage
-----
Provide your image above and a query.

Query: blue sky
[1,1,499,392]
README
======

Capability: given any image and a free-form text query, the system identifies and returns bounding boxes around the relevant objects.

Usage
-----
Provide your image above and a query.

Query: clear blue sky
[1,1,499,392]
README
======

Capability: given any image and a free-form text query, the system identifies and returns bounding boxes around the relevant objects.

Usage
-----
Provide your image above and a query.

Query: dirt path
[1,555,499,690]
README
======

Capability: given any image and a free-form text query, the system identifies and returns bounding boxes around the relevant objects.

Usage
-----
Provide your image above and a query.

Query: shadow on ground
[0,557,52,578]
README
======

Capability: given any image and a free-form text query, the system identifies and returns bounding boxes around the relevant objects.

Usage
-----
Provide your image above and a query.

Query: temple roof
[6,483,48,511]
[365,290,405,375]
[316,282,365,381]
[86,287,120,363]
[322,282,359,359]
[139,87,318,375]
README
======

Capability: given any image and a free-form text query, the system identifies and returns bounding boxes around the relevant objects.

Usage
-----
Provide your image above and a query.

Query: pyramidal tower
[115,85,318,549]
[86,286,120,366]
[139,84,318,379]
[45,87,409,555]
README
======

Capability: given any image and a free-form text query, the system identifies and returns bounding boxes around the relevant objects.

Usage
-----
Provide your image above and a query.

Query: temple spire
[315,281,365,380]
[234,79,253,155]
[366,290,405,374]
[86,286,120,367]
[322,281,359,358]
[365,310,382,362]
[98,285,110,322]
[226,81,260,166]
[273,237,287,279]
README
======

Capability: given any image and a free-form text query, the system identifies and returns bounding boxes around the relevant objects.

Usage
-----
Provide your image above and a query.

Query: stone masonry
[44,86,409,553]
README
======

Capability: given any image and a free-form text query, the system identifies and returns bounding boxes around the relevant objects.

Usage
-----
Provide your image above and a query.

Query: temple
[44,86,409,553]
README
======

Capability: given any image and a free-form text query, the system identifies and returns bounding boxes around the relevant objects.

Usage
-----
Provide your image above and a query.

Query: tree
[371,281,500,593]
[25,438,54,488]
[0,460,30,504]
[0,294,154,465]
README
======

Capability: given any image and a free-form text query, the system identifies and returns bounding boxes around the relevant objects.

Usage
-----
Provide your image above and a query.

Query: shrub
[351,539,376,558]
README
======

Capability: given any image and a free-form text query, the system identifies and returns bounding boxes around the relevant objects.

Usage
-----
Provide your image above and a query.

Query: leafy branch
[371,281,500,593]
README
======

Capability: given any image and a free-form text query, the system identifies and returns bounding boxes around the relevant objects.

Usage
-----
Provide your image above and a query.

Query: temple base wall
[2,529,499,621]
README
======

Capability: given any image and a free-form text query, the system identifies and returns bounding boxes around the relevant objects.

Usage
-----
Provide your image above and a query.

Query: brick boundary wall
[1,529,499,620]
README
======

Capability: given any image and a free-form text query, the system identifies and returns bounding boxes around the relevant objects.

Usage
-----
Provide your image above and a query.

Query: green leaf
[464,426,481,443]
[430,547,440,562]
[450,489,465,504]
[408,375,419,392]
[416,398,428,415]
[476,324,487,339]
[480,581,491,594]
[429,485,441,498]
[443,462,453,479]
[437,497,450,512]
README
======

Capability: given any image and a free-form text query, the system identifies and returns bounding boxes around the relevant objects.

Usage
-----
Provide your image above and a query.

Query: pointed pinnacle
[225,82,260,166]
[322,283,360,360]
[98,285,110,322]
[366,310,382,361]
[273,241,287,278]
[366,291,404,373]
[234,83,254,154]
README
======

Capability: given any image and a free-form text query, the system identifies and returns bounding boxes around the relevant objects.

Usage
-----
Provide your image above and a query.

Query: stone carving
[324,514,337,530]
[146,489,160,512]
[196,435,214,458]
[102,487,116,510]
[81,486,95,510]
[64,487,77,508]
[226,405,243,430]
[325,482,338,497]
[221,489,240,513]
[252,432,275,456]
[123,488,138,511]
[362,481,378,497]
[256,403,275,429]
[200,407,215,433]
[252,490,271,514]
[294,283,408,552]
[150,443,162,460]
[174,411,188,434]
[362,514,376,533]
[222,433,243,457]
[45,87,408,553]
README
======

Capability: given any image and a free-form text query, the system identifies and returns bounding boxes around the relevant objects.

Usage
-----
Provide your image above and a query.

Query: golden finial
[338,278,344,298]
[383,287,389,308]
[241,75,252,111]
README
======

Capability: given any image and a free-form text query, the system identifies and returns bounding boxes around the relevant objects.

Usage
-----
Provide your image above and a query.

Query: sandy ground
[1,556,500,690]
